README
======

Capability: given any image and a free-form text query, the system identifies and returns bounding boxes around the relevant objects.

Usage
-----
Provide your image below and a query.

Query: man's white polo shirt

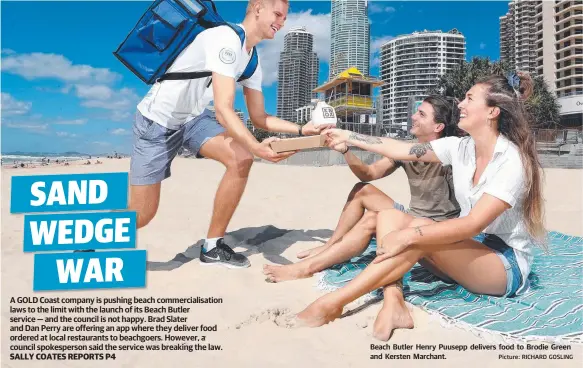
[137,24,262,130]
[431,134,534,292]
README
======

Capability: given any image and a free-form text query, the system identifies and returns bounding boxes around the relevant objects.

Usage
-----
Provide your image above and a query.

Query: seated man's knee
[349,182,373,200]
[377,208,404,224]
[376,209,409,239]
[362,211,378,231]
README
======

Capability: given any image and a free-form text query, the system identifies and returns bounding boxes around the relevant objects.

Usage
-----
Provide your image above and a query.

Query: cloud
[370,35,394,69]
[92,141,111,146]
[71,85,140,121]
[55,119,87,125]
[2,52,120,84]
[74,85,114,100]
[1,93,32,116]
[369,4,396,14]
[109,111,132,122]
[56,131,77,138]
[257,9,331,86]
[5,123,49,132]
[75,85,139,112]
[480,42,487,50]
[371,36,395,53]
[3,51,140,123]
[111,128,129,135]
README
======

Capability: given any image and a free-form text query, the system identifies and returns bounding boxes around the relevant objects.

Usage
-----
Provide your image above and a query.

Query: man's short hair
[246,0,289,14]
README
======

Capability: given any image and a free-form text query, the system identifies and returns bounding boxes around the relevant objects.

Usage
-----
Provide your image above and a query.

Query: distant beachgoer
[128,0,333,268]
[296,72,546,341]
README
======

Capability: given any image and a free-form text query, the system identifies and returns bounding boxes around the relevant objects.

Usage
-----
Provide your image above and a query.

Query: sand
[2,157,582,367]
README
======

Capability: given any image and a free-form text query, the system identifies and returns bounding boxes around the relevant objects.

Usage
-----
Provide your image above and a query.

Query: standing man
[129,0,329,268]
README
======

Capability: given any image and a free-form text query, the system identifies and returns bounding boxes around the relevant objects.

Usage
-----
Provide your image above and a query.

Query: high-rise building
[329,0,370,79]
[246,118,254,132]
[500,0,538,74]
[276,26,319,122]
[500,7,515,67]
[235,109,244,123]
[379,29,466,130]
[542,0,582,127]
[503,1,582,127]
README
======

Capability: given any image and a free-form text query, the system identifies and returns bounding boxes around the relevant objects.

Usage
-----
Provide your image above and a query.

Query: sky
[1,0,509,155]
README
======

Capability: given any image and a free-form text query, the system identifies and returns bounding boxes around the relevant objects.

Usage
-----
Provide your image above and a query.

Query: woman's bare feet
[296,298,344,327]
[297,244,329,259]
[263,263,313,283]
[372,290,414,341]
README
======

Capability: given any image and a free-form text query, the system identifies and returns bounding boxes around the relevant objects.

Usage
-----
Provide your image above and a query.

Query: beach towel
[316,232,583,344]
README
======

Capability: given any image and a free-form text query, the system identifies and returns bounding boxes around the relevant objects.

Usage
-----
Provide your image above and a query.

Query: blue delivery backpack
[113,0,258,85]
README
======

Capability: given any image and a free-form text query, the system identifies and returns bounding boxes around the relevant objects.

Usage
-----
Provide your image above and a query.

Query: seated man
[263,95,461,283]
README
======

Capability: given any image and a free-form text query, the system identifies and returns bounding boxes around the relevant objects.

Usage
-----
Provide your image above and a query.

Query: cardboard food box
[270,135,326,153]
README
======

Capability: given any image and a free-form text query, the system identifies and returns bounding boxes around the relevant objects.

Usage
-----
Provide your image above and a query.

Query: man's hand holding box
[270,101,338,153]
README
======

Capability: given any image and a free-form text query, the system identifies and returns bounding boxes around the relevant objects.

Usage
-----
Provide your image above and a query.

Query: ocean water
[1,154,91,165]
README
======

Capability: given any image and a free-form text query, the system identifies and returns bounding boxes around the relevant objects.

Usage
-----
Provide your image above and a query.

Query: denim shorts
[393,201,408,213]
[130,110,225,185]
[473,233,523,297]
[393,202,439,222]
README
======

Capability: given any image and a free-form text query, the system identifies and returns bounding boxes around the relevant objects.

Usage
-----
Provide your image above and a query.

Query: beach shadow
[147,225,333,271]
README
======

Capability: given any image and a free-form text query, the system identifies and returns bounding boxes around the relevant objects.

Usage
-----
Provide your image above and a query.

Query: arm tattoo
[409,142,433,159]
[348,132,382,144]
[414,226,423,237]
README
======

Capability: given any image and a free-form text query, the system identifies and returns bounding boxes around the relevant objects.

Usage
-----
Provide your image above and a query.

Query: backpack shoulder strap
[239,47,258,82]
[225,22,246,45]
[158,22,257,83]
[225,22,258,83]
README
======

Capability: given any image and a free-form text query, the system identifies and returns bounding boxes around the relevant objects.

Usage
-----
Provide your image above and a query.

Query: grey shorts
[130,109,225,185]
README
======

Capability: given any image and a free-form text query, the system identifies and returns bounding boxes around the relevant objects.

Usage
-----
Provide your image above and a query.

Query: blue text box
[24,211,136,252]
[33,250,147,291]
[10,172,128,214]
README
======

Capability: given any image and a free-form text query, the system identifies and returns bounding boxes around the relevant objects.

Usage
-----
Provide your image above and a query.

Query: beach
[2,157,582,367]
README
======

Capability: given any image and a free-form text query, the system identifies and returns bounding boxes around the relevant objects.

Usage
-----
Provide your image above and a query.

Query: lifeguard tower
[313,67,384,136]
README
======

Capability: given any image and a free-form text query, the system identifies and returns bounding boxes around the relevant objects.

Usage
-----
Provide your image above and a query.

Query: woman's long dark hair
[477,72,546,247]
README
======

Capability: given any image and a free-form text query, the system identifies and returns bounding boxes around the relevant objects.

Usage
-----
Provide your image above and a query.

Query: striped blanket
[316,231,583,344]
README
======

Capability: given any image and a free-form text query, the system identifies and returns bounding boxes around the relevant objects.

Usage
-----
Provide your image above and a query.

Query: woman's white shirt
[430,135,534,293]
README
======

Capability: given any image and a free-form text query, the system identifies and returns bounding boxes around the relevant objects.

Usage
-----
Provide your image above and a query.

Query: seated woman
[295,72,547,341]
[263,95,460,284]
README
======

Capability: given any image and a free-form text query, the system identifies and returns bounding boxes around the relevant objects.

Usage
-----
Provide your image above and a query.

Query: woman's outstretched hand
[374,228,415,264]
[321,128,351,148]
